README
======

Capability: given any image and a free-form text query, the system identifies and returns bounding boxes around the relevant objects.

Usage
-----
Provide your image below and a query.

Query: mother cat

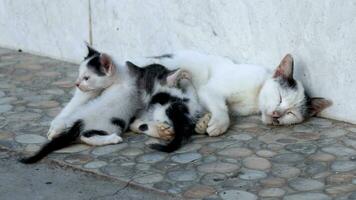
[150,51,332,136]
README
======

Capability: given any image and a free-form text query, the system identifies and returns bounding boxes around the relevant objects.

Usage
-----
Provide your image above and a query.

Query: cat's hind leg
[80,131,122,146]
[199,89,230,137]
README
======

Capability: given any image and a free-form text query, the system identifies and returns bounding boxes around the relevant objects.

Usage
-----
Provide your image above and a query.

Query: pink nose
[75,83,80,87]
[272,111,280,118]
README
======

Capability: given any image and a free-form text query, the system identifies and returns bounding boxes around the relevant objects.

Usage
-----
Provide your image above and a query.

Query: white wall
[1,0,355,123]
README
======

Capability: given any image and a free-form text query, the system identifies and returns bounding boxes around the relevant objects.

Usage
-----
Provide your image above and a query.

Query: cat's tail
[150,102,194,153]
[19,120,83,164]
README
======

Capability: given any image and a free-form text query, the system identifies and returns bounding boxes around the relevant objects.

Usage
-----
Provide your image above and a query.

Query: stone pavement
[1,47,356,200]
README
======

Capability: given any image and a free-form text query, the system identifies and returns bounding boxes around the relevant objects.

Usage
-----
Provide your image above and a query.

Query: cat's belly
[227,86,261,116]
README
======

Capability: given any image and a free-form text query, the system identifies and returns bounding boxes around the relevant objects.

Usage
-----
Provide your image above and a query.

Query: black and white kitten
[20,46,140,164]
[127,62,206,152]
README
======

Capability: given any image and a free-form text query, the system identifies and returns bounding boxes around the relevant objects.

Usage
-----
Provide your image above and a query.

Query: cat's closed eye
[286,111,296,117]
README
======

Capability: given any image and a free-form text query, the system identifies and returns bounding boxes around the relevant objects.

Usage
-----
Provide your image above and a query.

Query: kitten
[127,62,206,152]
[149,51,332,136]
[20,46,140,164]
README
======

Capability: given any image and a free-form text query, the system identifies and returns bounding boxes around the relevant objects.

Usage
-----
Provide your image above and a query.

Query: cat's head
[259,54,332,125]
[75,45,117,92]
[125,61,181,93]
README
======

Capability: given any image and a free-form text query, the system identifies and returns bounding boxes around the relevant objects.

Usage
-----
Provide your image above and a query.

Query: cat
[20,46,140,164]
[126,61,206,152]
[148,51,332,136]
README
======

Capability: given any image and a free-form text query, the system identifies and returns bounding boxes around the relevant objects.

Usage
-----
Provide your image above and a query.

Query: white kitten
[21,46,140,163]
[150,51,331,136]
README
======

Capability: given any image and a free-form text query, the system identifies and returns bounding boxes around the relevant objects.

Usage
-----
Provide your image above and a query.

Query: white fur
[48,57,139,146]
[150,50,308,135]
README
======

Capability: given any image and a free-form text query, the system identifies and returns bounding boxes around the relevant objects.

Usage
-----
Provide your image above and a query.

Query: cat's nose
[272,111,280,118]
[75,82,80,87]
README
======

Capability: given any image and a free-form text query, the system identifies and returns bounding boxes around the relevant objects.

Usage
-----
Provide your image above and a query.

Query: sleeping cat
[149,51,332,136]
[127,62,206,152]
[20,46,140,163]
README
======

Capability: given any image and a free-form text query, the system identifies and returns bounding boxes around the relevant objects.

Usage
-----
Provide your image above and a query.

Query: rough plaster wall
[0,0,89,63]
[0,0,355,123]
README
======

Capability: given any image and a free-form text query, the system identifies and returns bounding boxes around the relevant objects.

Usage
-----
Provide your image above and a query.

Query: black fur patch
[129,63,173,93]
[87,56,106,76]
[150,92,189,105]
[278,77,297,89]
[85,46,100,60]
[149,54,174,59]
[82,130,108,137]
[111,117,126,130]
[150,102,195,153]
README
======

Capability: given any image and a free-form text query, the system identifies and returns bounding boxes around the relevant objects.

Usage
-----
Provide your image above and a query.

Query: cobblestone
[1,48,356,199]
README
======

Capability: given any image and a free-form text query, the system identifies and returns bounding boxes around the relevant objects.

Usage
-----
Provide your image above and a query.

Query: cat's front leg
[199,90,230,137]
[47,89,99,140]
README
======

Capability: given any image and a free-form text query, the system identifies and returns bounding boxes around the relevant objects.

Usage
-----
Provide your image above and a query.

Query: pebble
[84,161,108,169]
[91,143,127,156]
[322,145,356,157]
[331,161,356,172]
[134,173,163,184]
[243,156,271,170]
[260,177,286,187]
[310,153,336,162]
[327,173,355,185]
[198,162,240,173]
[239,169,267,180]
[272,165,301,178]
[321,128,348,138]
[55,144,90,153]
[258,188,285,197]
[229,133,253,141]
[120,147,143,156]
[272,153,304,163]
[219,190,257,200]
[136,152,167,163]
[325,184,356,195]
[0,104,12,113]
[218,147,253,158]
[285,143,317,155]
[167,170,197,181]
[289,178,325,191]
[183,185,216,199]
[28,100,60,108]
[284,192,331,200]
[200,173,226,185]
[256,150,277,158]
[64,154,92,165]
[171,152,202,163]
[15,134,47,144]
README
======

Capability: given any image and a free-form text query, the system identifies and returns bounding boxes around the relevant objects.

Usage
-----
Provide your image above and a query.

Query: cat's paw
[111,135,123,144]
[195,113,211,134]
[157,123,175,140]
[207,114,230,137]
[168,70,192,87]
[47,119,66,140]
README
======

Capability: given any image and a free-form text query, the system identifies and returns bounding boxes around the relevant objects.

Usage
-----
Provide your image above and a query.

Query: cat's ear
[100,53,115,75]
[274,54,294,79]
[166,69,180,86]
[126,61,142,76]
[85,43,100,59]
[308,98,332,116]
